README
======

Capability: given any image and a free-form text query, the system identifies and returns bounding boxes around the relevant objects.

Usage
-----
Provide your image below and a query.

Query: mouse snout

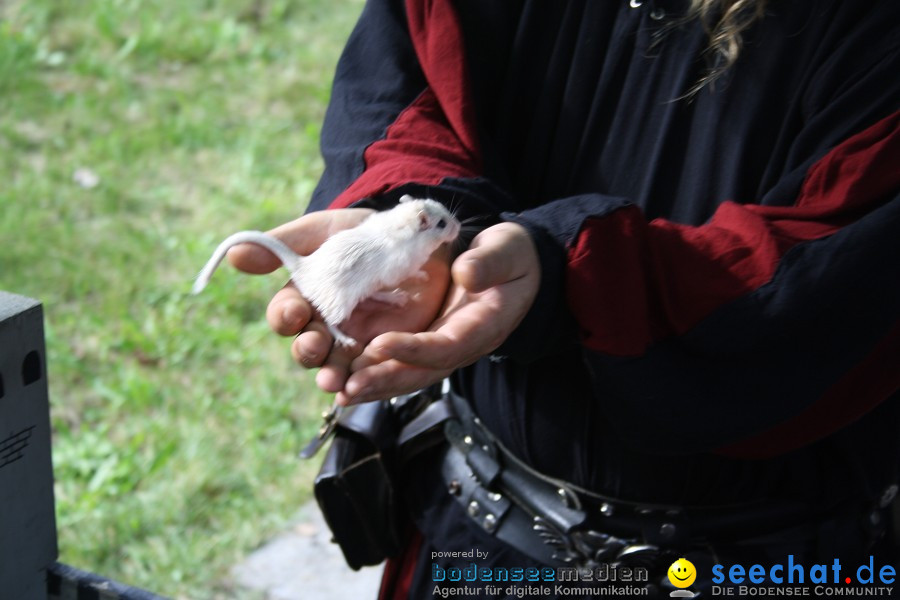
[437,215,461,243]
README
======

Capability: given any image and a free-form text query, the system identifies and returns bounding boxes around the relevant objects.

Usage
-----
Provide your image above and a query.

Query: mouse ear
[417,211,430,231]
[399,194,415,203]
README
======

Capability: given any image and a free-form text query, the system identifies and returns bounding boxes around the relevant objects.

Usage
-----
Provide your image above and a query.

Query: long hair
[686,0,769,95]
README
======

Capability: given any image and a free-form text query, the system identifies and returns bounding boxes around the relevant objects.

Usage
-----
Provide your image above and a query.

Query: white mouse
[192,195,461,347]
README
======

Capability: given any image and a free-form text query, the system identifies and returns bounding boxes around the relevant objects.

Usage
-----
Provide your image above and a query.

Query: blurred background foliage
[0,0,364,596]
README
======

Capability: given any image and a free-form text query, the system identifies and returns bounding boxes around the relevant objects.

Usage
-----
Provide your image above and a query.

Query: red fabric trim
[567,109,900,356]
[330,0,481,209]
[404,0,481,161]
[378,530,423,600]
[719,320,900,459]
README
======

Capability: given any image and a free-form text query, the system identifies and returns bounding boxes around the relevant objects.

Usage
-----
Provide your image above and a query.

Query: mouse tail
[191,230,300,294]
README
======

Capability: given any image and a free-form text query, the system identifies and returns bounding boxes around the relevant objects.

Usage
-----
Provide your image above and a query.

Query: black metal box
[0,292,59,600]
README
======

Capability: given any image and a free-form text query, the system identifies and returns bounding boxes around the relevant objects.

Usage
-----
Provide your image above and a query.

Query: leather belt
[397,386,895,576]
[410,388,815,570]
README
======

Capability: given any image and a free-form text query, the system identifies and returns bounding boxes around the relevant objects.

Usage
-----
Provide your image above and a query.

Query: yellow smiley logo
[667,558,697,588]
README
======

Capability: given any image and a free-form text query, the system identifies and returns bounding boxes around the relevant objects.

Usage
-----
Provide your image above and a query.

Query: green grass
[0,0,364,597]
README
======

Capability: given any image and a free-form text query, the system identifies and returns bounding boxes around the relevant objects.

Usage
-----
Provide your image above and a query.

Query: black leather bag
[309,386,454,570]
[313,400,405,570]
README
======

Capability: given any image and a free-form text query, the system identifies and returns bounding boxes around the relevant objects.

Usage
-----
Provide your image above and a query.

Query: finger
[452,223,535,292]
[315,342,361,394]
[348,340,393,372]
[225,214,329,274]
[361,327,487,372]
[291,322,332,368]
[227,209,373,274]
[265,284,312,336]
[340,360,452,405]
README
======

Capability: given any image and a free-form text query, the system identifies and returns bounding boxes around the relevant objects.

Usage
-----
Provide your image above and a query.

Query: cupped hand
[226,208,454,391]
[334,221,540,405]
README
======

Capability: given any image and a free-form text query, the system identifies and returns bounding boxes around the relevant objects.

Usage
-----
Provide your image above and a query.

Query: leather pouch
[311,386,452,570]
[313,400,404,570]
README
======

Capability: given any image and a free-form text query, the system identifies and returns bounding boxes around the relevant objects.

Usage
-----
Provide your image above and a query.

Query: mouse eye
[436,219,446,230]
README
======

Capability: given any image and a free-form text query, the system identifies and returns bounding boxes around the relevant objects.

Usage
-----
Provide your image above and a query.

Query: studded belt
[431,388,819,571]
[395,386,896,576]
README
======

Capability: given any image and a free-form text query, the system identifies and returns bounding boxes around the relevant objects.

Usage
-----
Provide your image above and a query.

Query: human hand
[334,221,540,405]
[226,208,453,391]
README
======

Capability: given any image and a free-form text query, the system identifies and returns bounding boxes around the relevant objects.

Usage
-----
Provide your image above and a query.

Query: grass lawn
[0,0,364,596]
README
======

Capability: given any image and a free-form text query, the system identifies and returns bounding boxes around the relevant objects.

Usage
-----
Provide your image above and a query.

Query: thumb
[227,208,373,274]
[452,222,535,292]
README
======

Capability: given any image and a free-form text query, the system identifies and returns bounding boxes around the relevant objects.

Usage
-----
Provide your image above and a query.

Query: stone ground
[230,502,384,600]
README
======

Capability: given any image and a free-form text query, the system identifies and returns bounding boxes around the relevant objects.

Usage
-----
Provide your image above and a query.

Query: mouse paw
[369,289,410,307]
[327,324,358,348]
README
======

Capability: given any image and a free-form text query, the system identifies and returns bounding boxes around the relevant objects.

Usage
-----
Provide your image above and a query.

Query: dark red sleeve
[310,0,513,220]
[566,111,900,357]
[511,110,900,457]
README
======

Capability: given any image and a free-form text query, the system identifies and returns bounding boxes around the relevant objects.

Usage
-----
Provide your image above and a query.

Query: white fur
[193,197,460,347]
